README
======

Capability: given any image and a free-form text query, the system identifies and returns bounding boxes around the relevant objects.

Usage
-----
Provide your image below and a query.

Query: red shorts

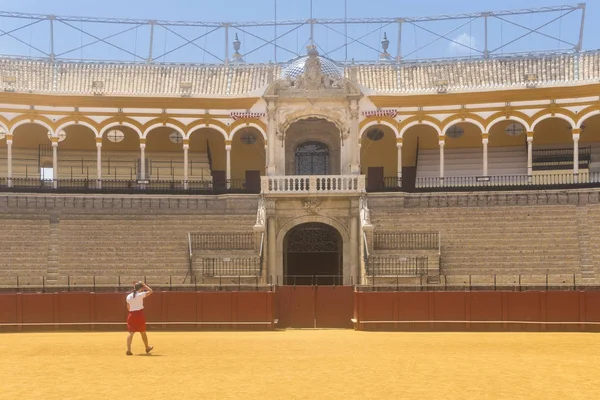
[127,310,147,333]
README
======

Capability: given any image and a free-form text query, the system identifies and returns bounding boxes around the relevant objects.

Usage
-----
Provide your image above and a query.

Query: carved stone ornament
[277,105,350,139]
[263,49,361,98]
[303,197,322,215]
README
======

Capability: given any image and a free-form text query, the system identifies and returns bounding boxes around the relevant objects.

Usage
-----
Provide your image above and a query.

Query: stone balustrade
[261,175,366,196]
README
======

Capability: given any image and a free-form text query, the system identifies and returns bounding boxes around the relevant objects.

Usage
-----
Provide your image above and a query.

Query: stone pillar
[139,139,146,180]
[6,134,12,188]
[225,140,232,189]
[264,141,268,170]
[96,138,102,189]
[267,217,276,284]
[348,99,360,174]
[183,139,189,189]
[266,100,277,175]
[573,128,581,183]
[51,136,58,189]
[482,134,489,176]
[527,132,534,176]
[350,215,359,286]
[439,137,445,179]
[396,138,403,186]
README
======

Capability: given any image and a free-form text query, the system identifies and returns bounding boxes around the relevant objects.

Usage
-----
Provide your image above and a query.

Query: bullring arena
[2,2,600,398]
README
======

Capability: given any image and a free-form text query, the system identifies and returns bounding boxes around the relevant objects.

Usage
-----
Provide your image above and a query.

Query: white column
[482,135,489,176]
[396,138,403,186]
[573,129,580,183]
[139,141,146,180]
[348,99,360,174]
[267,217,276,284]
[527,132,534,176]
[183,139,190,190]
[6,135,12,187]
[439,138,445,179]
[51,137,58,189]
[266,101,276,175]
[96,138,102,189]
[264,141,269,170]
[225,141,232,189]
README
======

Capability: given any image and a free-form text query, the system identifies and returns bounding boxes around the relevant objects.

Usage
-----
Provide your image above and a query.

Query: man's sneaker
[126,351,133,356]
[146,346,154,354]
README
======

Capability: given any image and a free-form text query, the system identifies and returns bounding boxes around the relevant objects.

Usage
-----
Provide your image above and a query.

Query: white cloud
[449,33,477,54]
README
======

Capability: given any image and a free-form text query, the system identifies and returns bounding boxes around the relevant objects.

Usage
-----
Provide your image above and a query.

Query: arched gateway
[283,222,343,285]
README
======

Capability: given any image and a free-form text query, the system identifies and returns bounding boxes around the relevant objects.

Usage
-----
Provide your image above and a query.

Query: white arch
[9,119,54,135]
[359,120,399,138]
[576,109,600,129]
[485,115,531,133]
[399,120,442,138]
[99,122,143,139]
[442,118,486,135]
[187,124,229,141]
[142,122,185,139]
[531,113,576,131]
[55,121,99,137]
[0,120,9,135]
[230,123,267,141]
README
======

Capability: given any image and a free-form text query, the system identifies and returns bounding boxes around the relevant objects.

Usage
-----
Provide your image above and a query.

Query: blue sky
[0,0,595,63]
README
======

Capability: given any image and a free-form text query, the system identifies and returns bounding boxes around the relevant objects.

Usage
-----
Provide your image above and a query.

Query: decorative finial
[306,45,319,57]
[379,32,393,63]
[232,33,244,63]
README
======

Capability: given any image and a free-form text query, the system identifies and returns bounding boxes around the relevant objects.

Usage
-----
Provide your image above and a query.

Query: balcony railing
[415,172,600,190]
[0,177,258,195]
[261,175,366,195]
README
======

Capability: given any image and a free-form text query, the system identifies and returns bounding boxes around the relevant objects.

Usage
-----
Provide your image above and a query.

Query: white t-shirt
[126,291,148,312]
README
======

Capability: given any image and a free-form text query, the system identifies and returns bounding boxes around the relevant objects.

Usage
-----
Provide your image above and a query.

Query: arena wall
[0,290,275,332]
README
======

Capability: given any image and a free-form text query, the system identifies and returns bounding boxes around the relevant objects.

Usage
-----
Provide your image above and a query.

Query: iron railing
[0,274,271,292]
[189,233,255,251]
[367,256,428,276]
[199,257,261,277]
[532,146,591,170]
[361,273,595,292]
[374,232,439,251]
[0,177,253,195]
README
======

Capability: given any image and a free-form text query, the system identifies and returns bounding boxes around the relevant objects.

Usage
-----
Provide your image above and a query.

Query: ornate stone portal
[262,47,364,285]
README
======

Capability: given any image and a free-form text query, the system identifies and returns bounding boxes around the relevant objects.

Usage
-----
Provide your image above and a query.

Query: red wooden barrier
[0,291,275,332]
[355,291,600,332]
[275,286,354,329]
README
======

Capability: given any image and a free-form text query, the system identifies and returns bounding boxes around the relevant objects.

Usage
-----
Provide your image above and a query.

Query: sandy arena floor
[1,330,599,399]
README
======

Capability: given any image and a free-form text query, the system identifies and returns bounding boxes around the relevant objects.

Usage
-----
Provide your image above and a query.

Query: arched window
[295,141,329,175]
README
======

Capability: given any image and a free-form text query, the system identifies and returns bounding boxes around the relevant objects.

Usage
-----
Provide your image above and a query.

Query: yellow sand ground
[1,330,599,400]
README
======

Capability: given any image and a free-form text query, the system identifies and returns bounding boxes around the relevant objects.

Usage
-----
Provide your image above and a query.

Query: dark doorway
[284,222,342,285]
[367,167,384,192]
[212,170,226,191]
[245,170,261,193]
[295,142,330,175]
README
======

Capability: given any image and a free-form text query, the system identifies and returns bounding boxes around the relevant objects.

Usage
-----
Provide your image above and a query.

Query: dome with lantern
[280,46,344,81]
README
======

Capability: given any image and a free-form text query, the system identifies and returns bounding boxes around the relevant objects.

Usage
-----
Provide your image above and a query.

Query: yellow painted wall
[401,126,438,167]
[533,118,573,145]
[101,126,139,152]
[230,128,265,180]
[60,126,96,150]
[488,120,527,147]
[189,128,225,171]
[360,127,397,177]
[444,123,481,149]
[12,123,51,149]
[579,115,600,144]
